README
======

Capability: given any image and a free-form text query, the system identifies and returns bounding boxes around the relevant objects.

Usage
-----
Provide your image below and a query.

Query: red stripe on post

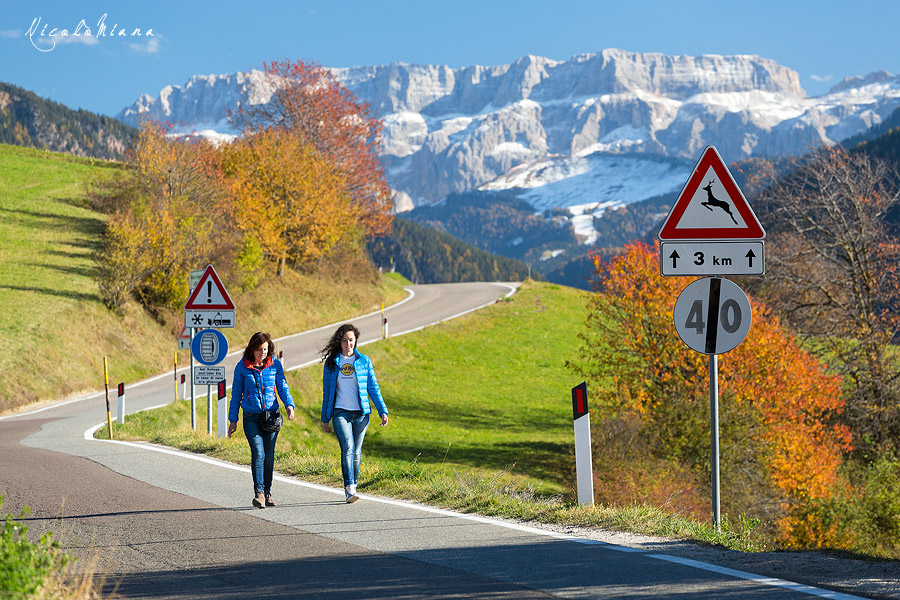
[576,388,584,414]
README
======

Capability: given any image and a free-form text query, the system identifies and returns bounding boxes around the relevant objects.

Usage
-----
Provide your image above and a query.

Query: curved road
[0,282,864,599]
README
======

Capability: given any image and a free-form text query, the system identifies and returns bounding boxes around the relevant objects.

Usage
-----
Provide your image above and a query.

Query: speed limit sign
[673,277,751,355]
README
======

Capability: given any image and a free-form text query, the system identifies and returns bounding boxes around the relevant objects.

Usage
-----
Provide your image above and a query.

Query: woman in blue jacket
[320,323,389,503]
[228,332,295,509]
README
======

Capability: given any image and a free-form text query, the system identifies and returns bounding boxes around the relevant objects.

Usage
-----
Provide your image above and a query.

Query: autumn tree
[232,59,392,240]
[220,127,364,276]
[570,242,851,542]
[92,122,233,311]
[749,147,900,453]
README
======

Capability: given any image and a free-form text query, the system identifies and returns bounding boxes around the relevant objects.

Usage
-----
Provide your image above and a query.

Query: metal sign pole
[710,353,721,531]
[190,328,196,431]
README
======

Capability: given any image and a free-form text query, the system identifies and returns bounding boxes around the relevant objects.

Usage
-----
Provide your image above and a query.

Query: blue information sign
[190,328,229,366]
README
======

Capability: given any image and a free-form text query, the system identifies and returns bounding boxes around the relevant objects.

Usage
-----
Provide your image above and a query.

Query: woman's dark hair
[320,323,360,370]
[243,332,275,364]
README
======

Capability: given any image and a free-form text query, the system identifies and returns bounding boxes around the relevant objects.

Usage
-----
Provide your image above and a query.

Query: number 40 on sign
[673,277,752,355]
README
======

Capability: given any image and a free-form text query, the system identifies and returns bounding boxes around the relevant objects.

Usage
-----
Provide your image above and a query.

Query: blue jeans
[332,409,369,487]
[243,413,278,494]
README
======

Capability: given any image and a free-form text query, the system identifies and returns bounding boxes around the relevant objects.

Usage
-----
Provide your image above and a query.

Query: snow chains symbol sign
[199,331,219,363]
[190,329,229,366]
[673,277,752,355]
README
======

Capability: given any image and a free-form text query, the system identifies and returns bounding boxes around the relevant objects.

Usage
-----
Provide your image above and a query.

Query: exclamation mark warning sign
[183,265,236,311]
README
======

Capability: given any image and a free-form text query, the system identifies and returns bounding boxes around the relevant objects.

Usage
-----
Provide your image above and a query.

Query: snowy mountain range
[117,49,900,246]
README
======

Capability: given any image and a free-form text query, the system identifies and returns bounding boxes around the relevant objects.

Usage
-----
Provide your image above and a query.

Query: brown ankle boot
[265,493,276,507]
[253,491,265,508]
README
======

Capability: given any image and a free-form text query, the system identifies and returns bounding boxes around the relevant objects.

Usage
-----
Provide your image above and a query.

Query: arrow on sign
[668,249,680,269]
[746,249,756,268]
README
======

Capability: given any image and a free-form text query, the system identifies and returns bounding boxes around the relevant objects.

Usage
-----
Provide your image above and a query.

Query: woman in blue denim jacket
[228,332,295,508]
[319,324,389,503]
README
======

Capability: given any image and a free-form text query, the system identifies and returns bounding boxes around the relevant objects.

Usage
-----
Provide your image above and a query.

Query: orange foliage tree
[93,122,232,310]
[232,59,392,240]
[570,241,851,540]
[220,128,364,275]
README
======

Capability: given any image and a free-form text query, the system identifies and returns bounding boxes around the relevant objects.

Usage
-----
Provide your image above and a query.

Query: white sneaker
[345,485,359,503]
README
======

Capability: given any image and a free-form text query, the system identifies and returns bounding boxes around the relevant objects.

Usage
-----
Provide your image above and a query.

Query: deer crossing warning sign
[657,146,765,241]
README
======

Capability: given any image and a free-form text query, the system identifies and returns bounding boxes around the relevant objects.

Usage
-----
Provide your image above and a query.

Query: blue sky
[1,0,899,117]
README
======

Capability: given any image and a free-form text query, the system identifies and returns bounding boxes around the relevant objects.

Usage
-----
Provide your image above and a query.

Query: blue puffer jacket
[229,356,294,423]
[321,349,388,423]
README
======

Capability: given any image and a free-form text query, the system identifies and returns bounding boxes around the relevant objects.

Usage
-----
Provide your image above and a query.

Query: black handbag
[260,408,283,432]
[252,370,282,432]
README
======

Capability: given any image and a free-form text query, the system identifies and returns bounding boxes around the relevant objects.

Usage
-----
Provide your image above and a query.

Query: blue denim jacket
[321,350,388,423]
[229,357,294,422]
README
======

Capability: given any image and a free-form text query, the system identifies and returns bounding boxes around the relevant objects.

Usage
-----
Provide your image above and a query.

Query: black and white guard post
[116,382,125,425]
[657,146,765,530]
[217,379,227,438]
[572,382,594,506]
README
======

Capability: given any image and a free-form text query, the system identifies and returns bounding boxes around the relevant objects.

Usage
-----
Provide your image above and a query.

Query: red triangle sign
[183,265,235,310]
[657,146,765,241]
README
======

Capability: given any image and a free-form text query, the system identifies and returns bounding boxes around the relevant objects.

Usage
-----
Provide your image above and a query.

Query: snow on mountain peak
[117,50,900,221]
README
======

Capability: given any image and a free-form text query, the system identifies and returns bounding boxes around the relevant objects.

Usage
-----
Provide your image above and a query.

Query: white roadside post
[116,382,125,425]
[572,382,594,507]
[217,380,228,438]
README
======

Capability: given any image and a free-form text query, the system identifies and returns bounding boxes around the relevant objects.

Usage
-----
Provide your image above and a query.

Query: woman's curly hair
[319,323,360,370]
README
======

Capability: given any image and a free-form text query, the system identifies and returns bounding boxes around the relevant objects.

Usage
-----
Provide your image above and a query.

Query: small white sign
[185,311,235,329]
[660,242,765,276]
[194,366,227,386]
[177,326,192,350]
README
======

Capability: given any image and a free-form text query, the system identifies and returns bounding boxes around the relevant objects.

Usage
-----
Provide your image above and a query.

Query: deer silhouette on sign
[701,179,738,225]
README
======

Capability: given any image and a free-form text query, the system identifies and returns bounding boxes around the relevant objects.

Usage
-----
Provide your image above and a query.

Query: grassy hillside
[286,280,585,494]
[0,143,407,411]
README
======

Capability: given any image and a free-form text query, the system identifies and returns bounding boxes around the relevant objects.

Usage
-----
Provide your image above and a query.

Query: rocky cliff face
[117,49,900,210]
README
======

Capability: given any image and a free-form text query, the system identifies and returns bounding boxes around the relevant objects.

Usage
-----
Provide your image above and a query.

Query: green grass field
[286,281,587,494]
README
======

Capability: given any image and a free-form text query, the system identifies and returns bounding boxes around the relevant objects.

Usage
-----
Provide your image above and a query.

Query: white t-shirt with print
[334,354,361,411]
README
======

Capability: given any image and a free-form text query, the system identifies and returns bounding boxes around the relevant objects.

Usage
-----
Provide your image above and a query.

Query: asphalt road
[0,282,868,599]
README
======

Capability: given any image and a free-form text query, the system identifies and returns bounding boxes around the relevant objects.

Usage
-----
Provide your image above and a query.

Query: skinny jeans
[332,408,369,487]
[243,413,278,493]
